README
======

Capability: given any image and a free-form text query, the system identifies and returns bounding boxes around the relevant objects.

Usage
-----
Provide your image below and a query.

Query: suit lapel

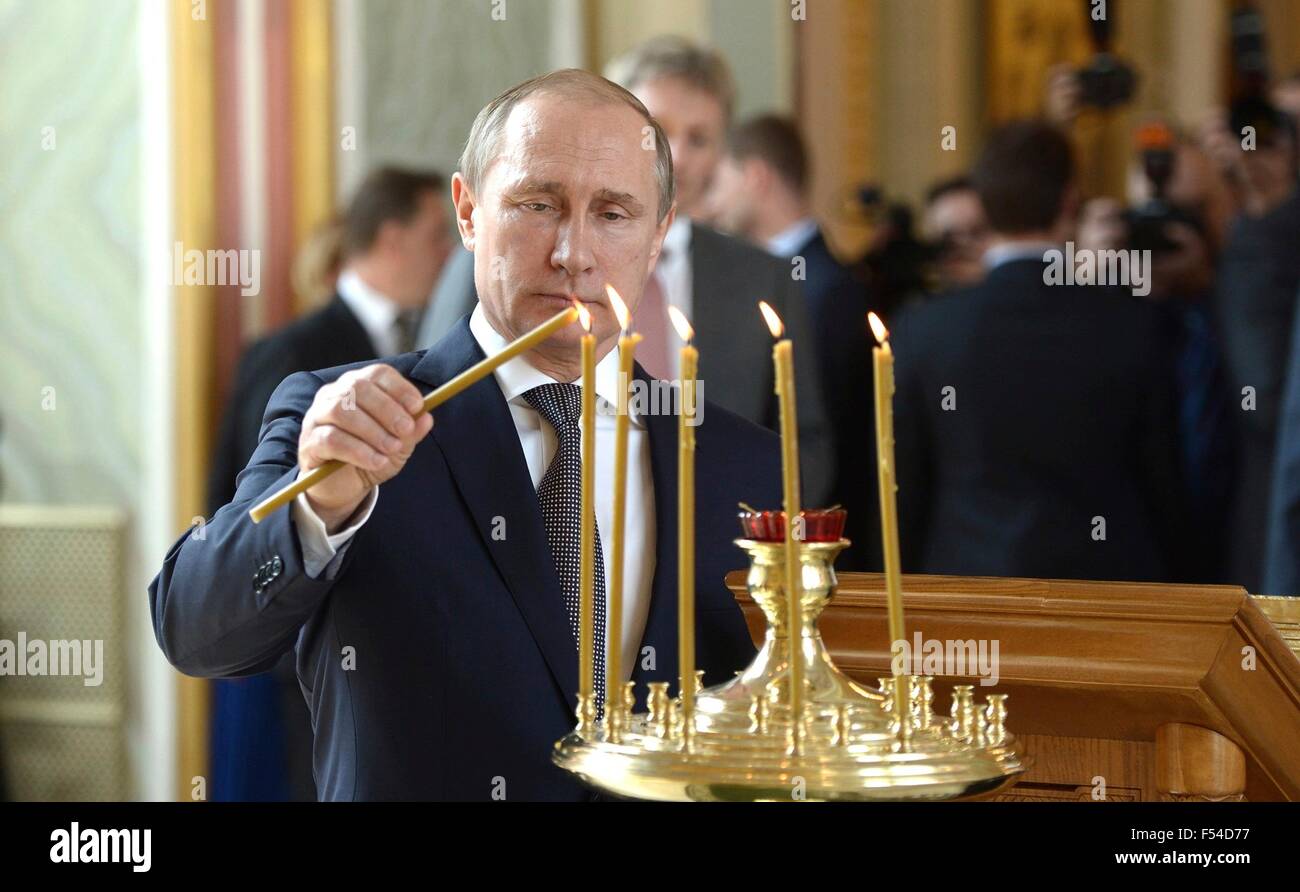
[409,320,579,714]
[630,362,681,708]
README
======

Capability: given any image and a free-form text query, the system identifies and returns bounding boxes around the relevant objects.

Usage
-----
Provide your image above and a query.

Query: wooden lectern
[728,572,1300,801]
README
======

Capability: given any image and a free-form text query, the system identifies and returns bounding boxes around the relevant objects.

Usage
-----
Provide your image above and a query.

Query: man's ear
[648,203,676,274]
[451,172,477,251]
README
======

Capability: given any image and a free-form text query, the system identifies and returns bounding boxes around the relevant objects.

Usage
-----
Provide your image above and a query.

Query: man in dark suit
[892,121,1187,583]
[151,70,780,800]
[605,36,833,505]
[208,167,452,511]
[705,114,876,570]
[204,166,452,801]
[1263,281,1300,596]
[1211,113,1299,592]
[423,40,833,506]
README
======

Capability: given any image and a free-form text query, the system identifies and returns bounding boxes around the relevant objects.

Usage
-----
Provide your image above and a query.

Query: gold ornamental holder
[553,537,1026,801]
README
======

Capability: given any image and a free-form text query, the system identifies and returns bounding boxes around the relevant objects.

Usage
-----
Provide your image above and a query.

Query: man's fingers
[302,424,386,472]
[347,378,417,441]
[363,363,426,416]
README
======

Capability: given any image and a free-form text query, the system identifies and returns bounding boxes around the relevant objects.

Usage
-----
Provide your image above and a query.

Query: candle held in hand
[248,305,579,523]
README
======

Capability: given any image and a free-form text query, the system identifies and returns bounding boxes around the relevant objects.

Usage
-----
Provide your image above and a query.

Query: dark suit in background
[417,224,836,507]
[152,320,780,800]
[205,293,380,801]
[785,227,877,570]
[1262,283,1300,595]
[1215,189,1300,591]
[687,222,835,505]
[892,258,1188,582]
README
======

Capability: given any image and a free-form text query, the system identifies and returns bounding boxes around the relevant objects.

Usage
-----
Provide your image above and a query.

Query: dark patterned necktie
[523,383,607,710]
[393,308,423,354]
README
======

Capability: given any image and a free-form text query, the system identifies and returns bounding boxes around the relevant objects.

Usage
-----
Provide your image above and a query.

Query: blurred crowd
[205,34,1300,800]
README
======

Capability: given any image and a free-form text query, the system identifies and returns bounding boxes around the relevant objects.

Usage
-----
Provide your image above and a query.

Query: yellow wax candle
[759,301,803,754]
[605,285,640,709]
[869,312,909,735]
[579,307,596,710]
[668,306,697,731]
[249,305,579,522]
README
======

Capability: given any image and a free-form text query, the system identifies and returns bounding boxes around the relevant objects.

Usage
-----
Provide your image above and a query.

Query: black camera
[1226,5,1297,155]
[1078,53,1137,110]
[1123,122,1200,254]
[1076,1,1137,109]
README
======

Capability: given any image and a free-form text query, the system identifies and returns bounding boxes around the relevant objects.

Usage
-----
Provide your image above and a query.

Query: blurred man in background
[1202,103,1300,592]
[607,36,834,504]
[1075,129,1236,583]
[706,113,875,569]
[205,165,452,800]
[920,176,990,291]
[893,121,1188,583]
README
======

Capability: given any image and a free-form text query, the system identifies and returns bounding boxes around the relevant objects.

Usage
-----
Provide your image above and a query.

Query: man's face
[453,93,673,355]
[923,189,990,288]
[701,154,757,237]
[388,190,452,308]
[631,76,727,217]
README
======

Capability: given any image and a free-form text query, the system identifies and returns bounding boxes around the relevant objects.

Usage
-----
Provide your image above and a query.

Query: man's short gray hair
[458,69,675,222]
[605,35,736,122]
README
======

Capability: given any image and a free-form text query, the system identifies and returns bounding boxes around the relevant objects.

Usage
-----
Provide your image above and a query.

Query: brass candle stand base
[553,538,1026,801]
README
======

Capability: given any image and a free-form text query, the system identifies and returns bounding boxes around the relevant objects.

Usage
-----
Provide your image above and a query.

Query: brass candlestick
[553,529,1025,801]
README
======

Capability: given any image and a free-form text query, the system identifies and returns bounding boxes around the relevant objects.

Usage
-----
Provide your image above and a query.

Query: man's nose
[551,211,596,277]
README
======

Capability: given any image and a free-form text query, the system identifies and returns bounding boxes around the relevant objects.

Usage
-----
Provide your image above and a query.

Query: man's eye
[524,202,553,212]
[601,211,626,222]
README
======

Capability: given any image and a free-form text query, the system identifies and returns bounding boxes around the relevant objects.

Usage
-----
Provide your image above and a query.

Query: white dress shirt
[982,241,1057,271]
[292,302,657,683]
[765,216,819,259]
[336,268,403,357]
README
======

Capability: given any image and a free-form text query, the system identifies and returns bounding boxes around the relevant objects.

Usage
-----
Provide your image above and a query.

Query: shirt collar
[336,268,402,333]
[766,217,818,258]
[468,303,644,426]
[661,214,693,260]
[983,241,1058,270]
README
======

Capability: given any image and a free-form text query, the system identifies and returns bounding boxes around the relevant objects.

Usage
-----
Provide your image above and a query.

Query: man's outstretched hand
[297,364,434,532]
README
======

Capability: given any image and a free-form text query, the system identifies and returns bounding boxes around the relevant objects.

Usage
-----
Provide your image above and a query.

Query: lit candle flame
[667,305,694,343]
[868,311,889,345]
[758,300,784,339]
[574,300,592,332]
[606,284,630,331]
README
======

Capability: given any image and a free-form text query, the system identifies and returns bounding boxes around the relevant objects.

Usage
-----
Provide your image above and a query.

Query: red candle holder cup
[737,508,847,542]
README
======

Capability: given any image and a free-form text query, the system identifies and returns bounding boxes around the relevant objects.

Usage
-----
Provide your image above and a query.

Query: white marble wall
[339,0,570,199]
[0,0,174,801]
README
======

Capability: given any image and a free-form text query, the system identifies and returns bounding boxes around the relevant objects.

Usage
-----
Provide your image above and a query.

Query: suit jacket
[150,318,781,800]
[891,258,1188,583]
[416,225,836,506]
[1216,189,1300,591]
[1262,282,1300,596]
[690,223,835,505]
[207,294,378,514]
[792,229,877,570]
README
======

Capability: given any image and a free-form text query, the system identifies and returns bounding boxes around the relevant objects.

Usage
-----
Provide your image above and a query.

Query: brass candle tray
[554,538,1026,801]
